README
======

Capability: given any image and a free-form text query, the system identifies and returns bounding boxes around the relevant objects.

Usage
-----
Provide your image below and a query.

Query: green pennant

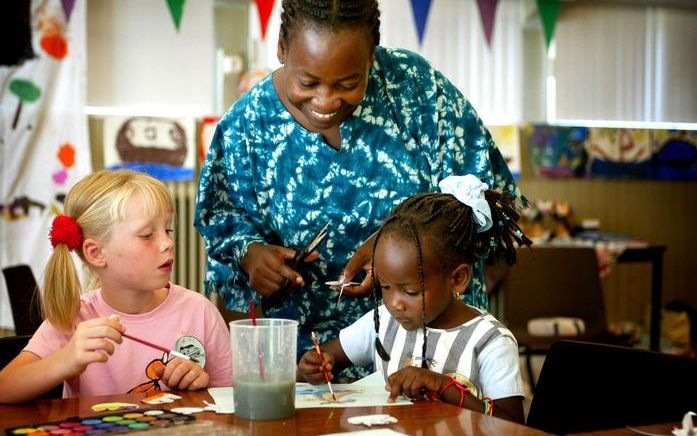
[166,0,186,32]
[537,0,560,49]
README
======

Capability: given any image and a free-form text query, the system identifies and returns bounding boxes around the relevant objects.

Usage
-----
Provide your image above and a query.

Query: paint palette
[5,408,195,435]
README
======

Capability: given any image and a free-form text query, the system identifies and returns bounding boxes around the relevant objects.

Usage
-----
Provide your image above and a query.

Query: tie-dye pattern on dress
[195,46,524,367]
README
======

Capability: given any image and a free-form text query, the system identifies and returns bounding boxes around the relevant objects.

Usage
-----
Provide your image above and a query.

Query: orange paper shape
[41,34,68,59]
[57,142,75,167]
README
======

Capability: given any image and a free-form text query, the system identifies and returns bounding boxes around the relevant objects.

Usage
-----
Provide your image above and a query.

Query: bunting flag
[409,0,433,46]
[255,0,276,40]
[476,0,499,48]
[537,0,560,49]
[166,0,185,32]
[60,0,75,22]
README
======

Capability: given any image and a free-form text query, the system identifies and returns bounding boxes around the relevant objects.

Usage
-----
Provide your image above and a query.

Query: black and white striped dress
[340,305,525,400]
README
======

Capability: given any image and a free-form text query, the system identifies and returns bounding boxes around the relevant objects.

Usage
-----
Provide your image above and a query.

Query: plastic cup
[230,318,298,420]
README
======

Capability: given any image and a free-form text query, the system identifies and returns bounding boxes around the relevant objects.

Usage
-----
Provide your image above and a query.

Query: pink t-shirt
[26,283,232,397]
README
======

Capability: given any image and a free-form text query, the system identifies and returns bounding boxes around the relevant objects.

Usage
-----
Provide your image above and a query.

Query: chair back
[503,246,608,337]
[0,334,63,399]
[527,340,697,434]
[2,264,43,335]
[0,334,33,370]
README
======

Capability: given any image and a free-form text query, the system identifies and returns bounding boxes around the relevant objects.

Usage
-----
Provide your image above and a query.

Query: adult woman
[194,0,523,371]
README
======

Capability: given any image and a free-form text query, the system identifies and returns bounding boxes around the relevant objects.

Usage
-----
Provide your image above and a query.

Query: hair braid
[404,220,429,369]
[371,218,393,362]
[280,0,380,46]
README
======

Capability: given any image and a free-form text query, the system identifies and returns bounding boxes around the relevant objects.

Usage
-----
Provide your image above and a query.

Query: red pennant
[255,0,276,40]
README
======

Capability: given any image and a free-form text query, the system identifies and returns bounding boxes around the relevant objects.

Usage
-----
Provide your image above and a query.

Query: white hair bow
[438,175,492,233]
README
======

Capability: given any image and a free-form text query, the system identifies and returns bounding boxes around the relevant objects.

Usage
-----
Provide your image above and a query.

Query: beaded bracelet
[433,374,470,408]
[483,397,495,416]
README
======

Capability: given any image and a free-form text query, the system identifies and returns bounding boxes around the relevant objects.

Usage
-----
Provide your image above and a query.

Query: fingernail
[338,275,345,284]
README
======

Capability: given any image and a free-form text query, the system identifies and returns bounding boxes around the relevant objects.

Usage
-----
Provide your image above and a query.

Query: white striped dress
[340,305,525,400]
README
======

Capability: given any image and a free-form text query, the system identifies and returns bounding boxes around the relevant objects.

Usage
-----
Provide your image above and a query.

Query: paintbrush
[311,331,336,401]
[250,299,266,381]
[121,332,192,361]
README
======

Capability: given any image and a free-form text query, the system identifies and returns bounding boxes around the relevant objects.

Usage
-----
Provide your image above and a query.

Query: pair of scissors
[266,221,331,308]
[288,220,330,273]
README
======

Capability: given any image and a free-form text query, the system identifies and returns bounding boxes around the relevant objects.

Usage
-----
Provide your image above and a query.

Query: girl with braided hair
[0,170,231,403]
[298,175,530,423]
[195,0,524,376]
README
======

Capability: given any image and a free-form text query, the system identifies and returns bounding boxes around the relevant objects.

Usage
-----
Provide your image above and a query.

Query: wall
[518,140,697,329]
[518,3,697,330]
[86,0,215,115]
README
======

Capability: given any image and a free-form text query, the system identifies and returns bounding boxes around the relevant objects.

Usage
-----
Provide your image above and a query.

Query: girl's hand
[339,233,377,298]
[385,367,448,403]
[241,242,318,297]
[298,349,334,384]
[160,358,209,391]
[61,316,124,377]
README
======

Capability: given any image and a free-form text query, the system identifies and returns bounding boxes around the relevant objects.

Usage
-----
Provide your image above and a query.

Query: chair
[2,264,44,335]
[527,340,697,434]
[0,334,63,399]
[501,246,630,390]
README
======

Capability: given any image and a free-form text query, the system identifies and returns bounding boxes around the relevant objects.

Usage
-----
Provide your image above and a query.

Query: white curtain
[249,0,523,125]
[0,0,91,329]
[380,0,523,124]
[553,3,697,123]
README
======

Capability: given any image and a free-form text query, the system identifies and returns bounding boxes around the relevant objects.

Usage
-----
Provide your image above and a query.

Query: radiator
[165,181,206,293]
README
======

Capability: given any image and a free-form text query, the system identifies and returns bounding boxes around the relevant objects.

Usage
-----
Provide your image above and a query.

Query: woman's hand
[298,349,334,384]
[60,316,124,377]
[385,366,448,403]
[160,358,210,391]
[336,233,377,298]
[242,242,318,297]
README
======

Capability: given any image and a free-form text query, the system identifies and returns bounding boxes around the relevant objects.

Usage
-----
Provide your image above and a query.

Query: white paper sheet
[208,380,411,410]
[295,383,412,408]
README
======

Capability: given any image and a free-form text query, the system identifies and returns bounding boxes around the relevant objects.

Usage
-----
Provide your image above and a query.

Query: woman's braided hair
[371,189,532,365]
[280,0,381,47]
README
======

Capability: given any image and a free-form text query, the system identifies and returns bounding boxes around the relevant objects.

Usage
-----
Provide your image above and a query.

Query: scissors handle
[264,220,330,307]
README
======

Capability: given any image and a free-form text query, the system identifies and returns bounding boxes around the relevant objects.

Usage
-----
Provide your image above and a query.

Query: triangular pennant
[61,0,75,22]
[410,0,433,46]
[166,0,186,32]
[476,0,499,48]
[537,0,560,49]
[255,0,276,40]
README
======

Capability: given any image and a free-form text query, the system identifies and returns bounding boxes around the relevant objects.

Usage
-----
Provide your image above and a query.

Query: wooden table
[616,246,666,351]
[568,421,679,435]
[0,390,553,435]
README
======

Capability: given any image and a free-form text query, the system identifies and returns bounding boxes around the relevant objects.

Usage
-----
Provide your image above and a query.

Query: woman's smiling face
[277,25,374,132]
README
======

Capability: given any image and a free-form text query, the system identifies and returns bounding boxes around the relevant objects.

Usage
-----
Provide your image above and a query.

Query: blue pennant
[410,0,433,46]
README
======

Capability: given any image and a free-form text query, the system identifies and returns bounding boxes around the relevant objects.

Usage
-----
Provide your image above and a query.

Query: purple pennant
[61,0,76,22]
[410,0,433,46]
[476,0,499,48]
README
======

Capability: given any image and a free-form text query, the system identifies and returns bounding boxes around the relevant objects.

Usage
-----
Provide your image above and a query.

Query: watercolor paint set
[5,408,195,435]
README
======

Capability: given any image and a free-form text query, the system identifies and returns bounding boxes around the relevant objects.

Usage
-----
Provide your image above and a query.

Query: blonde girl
[0,170,231,403]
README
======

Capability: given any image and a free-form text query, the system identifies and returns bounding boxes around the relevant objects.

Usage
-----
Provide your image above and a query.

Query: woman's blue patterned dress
[195,46,523,366]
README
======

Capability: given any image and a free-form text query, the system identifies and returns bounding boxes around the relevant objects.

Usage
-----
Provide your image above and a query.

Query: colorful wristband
[435,374,470,408]
[483,396,495,416]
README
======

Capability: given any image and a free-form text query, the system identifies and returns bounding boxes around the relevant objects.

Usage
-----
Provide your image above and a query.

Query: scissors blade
[307,222,330,252]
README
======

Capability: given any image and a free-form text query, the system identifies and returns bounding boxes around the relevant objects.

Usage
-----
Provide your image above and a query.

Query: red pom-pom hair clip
[49,214,83,251]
